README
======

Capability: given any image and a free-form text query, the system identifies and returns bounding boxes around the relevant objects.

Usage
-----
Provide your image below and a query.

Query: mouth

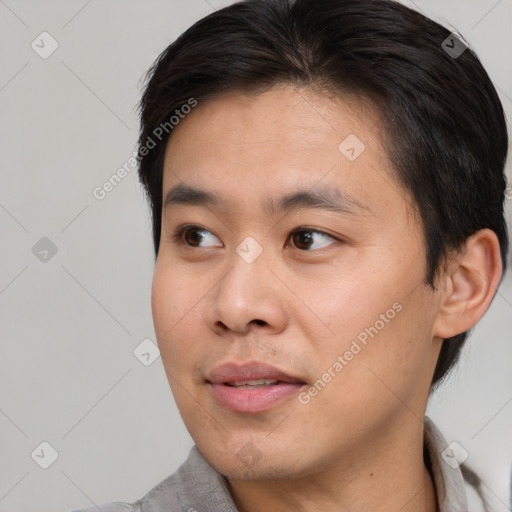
[206,361,307,413]
[222,379,291,389]
[207,380,307,413]
[207,360,307,386]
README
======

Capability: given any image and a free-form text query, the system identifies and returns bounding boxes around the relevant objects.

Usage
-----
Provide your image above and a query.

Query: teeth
[228,379,279,387]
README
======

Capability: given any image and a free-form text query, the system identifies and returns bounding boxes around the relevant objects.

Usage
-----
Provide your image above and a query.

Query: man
[74,0,509,510]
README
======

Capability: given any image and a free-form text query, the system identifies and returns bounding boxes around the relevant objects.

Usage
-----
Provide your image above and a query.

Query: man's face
[152,85,443,479]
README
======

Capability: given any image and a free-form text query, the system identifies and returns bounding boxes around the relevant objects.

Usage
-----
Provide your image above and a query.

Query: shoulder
[68,459,187,512]
[71,502,140,512]
[69,445,238,512]
[69,471,184,512]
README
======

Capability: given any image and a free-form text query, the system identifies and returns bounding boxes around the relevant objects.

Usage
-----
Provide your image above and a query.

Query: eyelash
[169,224,339,252]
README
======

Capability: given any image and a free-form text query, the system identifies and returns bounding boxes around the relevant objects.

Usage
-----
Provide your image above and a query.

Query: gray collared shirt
[72,416,468,512]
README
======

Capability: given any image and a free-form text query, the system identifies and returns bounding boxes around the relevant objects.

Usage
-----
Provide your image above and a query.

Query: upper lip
[207,361,307,385]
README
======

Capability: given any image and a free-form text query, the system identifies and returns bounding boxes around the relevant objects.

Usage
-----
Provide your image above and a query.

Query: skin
[151,84,502,512]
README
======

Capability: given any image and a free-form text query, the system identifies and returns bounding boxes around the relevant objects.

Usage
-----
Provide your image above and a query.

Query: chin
[194,435,314,482]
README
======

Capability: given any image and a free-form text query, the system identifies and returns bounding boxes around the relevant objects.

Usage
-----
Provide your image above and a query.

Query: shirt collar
[424,415,468,512]
[171,417,468,511]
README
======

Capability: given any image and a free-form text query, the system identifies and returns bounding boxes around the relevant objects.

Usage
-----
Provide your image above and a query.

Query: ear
[433,229,503,339]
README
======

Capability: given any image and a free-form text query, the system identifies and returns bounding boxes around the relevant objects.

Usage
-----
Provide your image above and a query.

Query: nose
[205,249,288,335]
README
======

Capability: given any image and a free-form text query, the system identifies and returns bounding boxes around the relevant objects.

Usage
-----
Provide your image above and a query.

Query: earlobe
[433,229,503,339]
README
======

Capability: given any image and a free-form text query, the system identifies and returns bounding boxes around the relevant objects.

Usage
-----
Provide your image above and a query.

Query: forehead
[165,85,381,159]
[161,85,414,224]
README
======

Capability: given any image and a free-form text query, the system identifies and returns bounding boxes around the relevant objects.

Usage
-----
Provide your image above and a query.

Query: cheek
[327,295,434,411]
[305,266,434,394]
[151,260,202,371]
[307,270,391,342]
[151,262,176,342]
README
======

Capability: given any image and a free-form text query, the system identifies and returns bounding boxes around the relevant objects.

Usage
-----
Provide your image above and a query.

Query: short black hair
[137,0,509,390]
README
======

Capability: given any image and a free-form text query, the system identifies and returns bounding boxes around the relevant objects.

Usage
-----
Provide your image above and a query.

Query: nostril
[253,319,266,326]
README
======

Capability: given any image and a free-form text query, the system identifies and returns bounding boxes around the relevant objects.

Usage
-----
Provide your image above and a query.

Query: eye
[171,225,337,251]
[288,228,337,251]
[171,225,222,248]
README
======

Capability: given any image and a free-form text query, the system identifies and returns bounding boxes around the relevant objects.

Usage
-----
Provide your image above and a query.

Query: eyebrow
[163,183,371,217]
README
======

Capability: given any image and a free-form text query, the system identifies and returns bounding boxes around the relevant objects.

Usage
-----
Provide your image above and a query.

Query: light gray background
[0,1,511,511]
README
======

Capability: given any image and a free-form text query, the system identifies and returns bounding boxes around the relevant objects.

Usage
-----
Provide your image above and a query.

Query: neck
[226,419,438,512]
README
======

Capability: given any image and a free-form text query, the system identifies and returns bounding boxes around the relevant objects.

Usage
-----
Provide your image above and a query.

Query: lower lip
[209,382,305,413]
